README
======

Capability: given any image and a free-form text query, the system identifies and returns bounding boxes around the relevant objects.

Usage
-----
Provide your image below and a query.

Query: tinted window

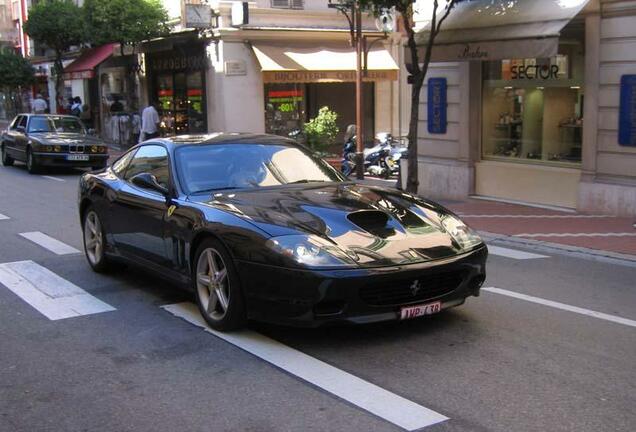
[18,116,27,129]
[124,145,170,190]
[28,116,85,133]
[112,148,137,178]
[175,143,343,194]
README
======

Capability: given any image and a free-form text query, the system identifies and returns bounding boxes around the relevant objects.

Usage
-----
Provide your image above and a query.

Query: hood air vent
[347,210,394,237]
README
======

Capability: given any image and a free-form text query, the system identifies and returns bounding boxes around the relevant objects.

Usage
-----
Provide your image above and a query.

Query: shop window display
[481,30,584,165]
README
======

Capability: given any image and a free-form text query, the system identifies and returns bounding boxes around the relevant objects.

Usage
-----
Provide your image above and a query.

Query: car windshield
[175,143,345,194]
[28,116,85,134]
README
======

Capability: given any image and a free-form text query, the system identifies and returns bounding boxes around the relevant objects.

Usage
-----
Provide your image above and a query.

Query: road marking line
[0,260,115,320]
[19,232,80,255]
[515,232,636,238]
[0,213,9,220]
[459,214,612,219]
[483,287,636,328]
[162,302,448,431]
[41,175,65,182]
[487,245,549,260]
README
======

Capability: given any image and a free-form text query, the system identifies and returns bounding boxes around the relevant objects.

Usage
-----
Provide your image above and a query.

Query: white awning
[252,43,399,83]
[413,0,591,62]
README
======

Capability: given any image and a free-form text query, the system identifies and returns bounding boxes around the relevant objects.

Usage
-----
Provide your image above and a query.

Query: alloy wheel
[196,247,230,322]
[84,211,104,266]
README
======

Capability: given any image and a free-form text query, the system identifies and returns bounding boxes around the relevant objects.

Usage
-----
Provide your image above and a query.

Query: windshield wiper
[286,180,328,185]
[191,186,239,194]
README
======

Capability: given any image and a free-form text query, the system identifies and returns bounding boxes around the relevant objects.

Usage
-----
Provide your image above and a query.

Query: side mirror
[130,172,169,196]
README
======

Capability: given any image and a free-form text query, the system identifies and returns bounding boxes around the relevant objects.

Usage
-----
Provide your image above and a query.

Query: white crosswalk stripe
[487,245,549,260]
[19,231,80,255]
[163,302,449,431]
[0,260,115,320]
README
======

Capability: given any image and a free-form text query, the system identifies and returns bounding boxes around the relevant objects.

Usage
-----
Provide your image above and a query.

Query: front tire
[193,238,246,331]
[83,208,111,272]
[1,144,13,166]
[26,148,39,174]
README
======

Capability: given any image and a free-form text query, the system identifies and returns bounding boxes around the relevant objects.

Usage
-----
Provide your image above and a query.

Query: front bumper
[33,152,109,168]
[236,245,487,327]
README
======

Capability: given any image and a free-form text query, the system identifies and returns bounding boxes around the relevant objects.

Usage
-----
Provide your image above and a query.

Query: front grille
[359,271,465,306]
[69,145,85,153]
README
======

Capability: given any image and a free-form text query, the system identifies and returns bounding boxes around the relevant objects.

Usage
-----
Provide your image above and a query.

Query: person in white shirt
[31,94,48,114]
[140,102,161,141]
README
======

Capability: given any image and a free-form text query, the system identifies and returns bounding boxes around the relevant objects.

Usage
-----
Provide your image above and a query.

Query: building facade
[408,0,636,216]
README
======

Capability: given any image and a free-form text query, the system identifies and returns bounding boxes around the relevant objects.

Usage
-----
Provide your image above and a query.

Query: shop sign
[427,78,447,135]
[262,69,398,83]
[619,74,636,146]
[61,70,95,80]
[225,60,247,76]
[150,55,208,72]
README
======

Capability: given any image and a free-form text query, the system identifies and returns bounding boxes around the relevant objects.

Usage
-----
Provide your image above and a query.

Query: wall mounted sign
[427,77,447,134]
[184,4,212,29]
[619,74,636,146]
[262,70,398,83]
[149,54,208,72]
[224,60,247,76]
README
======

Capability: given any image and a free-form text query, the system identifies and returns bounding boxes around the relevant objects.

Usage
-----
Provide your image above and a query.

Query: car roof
[18,114,80,120]
[156,133,299,148]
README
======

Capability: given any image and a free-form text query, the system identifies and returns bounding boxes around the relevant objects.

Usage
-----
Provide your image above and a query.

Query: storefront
[146,44,208,135]
[252,43,398,148]
[407,0,620,211]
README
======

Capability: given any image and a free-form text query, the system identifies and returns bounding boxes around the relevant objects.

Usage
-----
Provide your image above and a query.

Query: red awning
[62,44,115,80]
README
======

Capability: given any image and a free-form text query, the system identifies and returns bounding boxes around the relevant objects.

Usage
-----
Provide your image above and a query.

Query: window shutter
[271,0,291,8]
[290,0,304,9]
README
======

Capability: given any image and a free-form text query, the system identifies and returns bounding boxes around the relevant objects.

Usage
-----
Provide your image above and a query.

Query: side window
[18,116,28,129]
[124,144,170,191]
[10,116,22,130]
[112,148,138,178]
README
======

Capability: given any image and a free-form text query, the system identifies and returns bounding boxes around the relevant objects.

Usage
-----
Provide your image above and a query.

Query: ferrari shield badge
[167,204,176,217]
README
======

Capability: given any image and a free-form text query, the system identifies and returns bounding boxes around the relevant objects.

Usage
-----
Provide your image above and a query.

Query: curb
[479,230,636,267]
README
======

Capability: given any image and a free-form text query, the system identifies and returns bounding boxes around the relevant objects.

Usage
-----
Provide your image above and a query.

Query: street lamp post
[329,1,387,180]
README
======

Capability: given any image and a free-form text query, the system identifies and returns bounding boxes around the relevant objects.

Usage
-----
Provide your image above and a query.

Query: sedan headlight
[265,235,357,268]
[440,215,483,250]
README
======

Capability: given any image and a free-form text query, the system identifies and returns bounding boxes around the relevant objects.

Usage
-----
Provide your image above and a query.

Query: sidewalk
[357,179,636,258]
[444,198,636,258]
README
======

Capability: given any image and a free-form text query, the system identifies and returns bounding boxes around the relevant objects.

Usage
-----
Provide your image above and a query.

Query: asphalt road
[0,161,634,432]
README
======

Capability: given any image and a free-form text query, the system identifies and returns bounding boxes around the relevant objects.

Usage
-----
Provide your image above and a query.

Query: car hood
[30,132,105,146]
[190,183,475,267]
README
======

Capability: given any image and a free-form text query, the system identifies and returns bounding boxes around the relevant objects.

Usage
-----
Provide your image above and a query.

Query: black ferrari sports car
[78,133,487,330]
[1,114,108,173]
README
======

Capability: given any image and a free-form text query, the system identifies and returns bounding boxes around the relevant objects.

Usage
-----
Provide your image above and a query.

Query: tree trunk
[406,80,422,193]
[54,52,64,113]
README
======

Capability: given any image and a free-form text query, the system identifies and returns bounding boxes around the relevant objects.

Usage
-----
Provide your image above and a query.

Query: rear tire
[82,207,111,273]
[26,148,39,174]
[1,144,13,166]
[193,238,246,331]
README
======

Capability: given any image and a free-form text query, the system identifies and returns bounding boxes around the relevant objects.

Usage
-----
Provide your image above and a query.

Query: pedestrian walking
[140,101,161,141]
[31,94,47,114]
[70,97,83,117]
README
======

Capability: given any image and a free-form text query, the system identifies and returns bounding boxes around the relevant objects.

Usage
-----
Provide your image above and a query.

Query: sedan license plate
[66,154,89,161]
[400,301,442,320]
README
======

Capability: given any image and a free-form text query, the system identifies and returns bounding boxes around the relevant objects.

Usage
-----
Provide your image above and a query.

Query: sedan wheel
[194,239,246,331]
[83,209,110,272]
[26,149,38,174]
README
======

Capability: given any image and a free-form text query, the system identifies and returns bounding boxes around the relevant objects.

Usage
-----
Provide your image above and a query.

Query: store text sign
[619,75,636,146]
[427,78,447,135]
[262,70,398,83]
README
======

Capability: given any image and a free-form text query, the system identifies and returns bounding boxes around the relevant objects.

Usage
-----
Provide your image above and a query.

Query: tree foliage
[0,50,35,90]
[304,106,340,152]
[83,0,170,50]
[23,0,85,102]
[337,0,461,193]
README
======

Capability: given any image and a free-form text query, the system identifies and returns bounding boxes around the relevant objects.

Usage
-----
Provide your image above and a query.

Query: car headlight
[440,214,483,250]
[265,235,357,268]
